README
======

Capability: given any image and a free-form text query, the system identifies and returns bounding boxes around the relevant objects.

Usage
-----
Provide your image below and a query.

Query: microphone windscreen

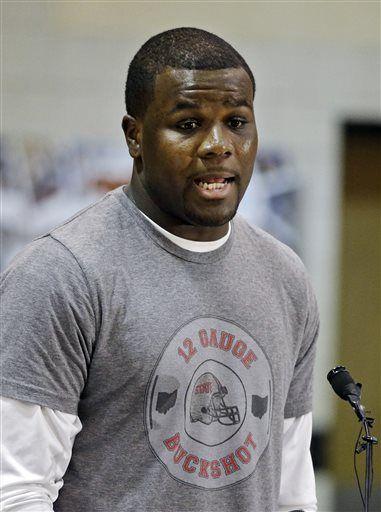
[327,366,360,400]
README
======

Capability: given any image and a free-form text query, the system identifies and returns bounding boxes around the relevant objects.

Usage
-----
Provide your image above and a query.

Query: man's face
[134,67,258,227]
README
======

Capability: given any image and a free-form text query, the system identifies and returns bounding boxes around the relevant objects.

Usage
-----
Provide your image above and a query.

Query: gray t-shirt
[1,186,319,512]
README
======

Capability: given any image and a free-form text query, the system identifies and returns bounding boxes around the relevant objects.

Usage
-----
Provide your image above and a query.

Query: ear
[122,115,142,158]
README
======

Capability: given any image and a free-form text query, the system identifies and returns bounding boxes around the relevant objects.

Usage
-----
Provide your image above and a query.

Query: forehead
[147,67,254,115]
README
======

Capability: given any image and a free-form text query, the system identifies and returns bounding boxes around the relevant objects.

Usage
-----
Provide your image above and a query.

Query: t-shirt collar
[112,185,235,264]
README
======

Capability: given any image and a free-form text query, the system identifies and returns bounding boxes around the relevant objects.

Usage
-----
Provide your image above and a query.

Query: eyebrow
[169,101,200,114]
[223,98,252,109]
[168,97,252,115]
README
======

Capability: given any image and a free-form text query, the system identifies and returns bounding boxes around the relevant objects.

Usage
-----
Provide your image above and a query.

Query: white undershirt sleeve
[1,396,82,511]
[277,412,317,512]
[1,396,316,512]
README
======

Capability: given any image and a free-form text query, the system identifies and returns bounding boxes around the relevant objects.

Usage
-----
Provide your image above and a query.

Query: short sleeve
[284,276,319,419]
[1,235,96,415]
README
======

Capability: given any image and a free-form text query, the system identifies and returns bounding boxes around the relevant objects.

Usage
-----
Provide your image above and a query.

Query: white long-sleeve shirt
[1,218,317,511]
[1,398,316,511]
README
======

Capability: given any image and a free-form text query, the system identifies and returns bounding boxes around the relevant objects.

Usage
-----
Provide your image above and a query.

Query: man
[1,28,319,511]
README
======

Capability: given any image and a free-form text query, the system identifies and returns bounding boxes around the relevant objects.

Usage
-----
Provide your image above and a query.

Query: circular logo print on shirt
[144,316,273,490]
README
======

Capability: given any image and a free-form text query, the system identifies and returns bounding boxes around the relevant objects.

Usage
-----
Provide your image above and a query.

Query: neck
[126,170,230,242]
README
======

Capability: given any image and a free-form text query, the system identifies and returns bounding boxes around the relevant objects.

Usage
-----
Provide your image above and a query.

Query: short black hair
[125,27,255,118]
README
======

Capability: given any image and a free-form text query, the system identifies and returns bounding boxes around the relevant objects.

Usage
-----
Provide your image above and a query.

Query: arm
[278,271,320,512]
[277,413,317,512]
[1,397,81,511]
[1,236,95,509]
[1,235,96,414]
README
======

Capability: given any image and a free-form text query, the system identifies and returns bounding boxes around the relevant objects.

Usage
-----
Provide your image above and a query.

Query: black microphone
[327,366,366,421]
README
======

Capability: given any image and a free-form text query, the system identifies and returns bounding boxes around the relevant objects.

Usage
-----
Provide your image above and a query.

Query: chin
[183,203,238,227]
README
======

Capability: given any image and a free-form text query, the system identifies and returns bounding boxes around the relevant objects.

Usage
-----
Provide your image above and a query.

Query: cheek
[236,137,258,166]
[153,132,195,172]
[242,139,256,155]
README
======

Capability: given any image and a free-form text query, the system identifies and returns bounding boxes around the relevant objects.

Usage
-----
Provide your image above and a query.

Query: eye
[176,119,200,131]
[229,117,247,130]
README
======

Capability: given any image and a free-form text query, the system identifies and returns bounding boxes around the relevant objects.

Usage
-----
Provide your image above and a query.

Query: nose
[197,123,232,160]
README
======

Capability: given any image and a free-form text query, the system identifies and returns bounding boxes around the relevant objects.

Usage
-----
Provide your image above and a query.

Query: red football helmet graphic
[189,372,241,426]
[145,318,273,489]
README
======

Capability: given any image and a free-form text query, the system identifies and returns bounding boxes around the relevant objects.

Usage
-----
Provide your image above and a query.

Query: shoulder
[232,215,318,328]
[2,187,134,299]
[2,235,79,283]
[48,188,128,253]
[15,187,134,277]
[1,235,89,299]
[233,214,308,281]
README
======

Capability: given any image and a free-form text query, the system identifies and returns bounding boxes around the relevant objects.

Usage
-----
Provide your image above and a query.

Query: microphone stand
[355,414,378,512]
[327,368,378,512]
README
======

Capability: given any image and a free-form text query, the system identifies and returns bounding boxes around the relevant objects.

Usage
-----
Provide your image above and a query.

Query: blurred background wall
[2,2,380,511]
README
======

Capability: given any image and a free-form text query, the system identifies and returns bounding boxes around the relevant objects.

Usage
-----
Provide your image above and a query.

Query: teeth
[198,181,228,190]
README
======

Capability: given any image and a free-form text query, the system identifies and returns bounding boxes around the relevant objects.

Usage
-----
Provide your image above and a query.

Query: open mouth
[194,176,235,191]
